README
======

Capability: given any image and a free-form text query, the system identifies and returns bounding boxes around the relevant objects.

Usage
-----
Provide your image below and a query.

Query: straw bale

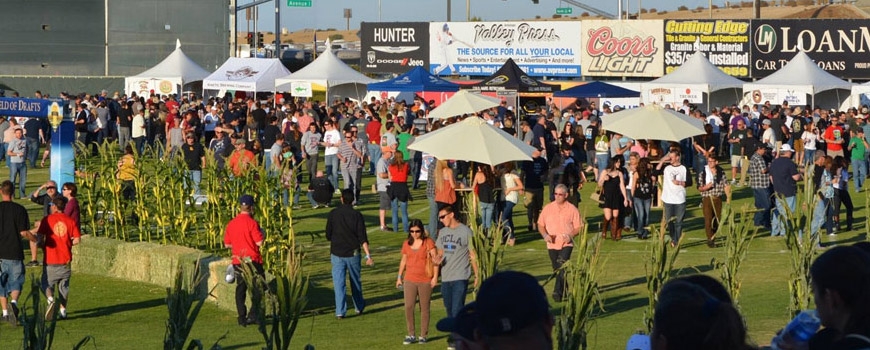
[71,236,121,276]
[109,242,159,283]
[146,245,201,287]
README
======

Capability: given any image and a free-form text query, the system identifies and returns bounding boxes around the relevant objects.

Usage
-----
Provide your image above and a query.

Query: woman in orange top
[396,219,438,345]
[433,159,456,210]
[389,152,411,233]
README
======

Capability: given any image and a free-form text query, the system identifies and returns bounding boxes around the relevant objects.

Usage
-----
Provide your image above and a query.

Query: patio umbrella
[426,90,502,120]
[602,104,705,141]
[408,117,535,165]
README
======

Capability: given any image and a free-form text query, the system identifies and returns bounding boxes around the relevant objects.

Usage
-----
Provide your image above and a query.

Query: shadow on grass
[821,232,867,247]
[220,343,263,350]
[592,293,647,318]
[72,298,165,319]
[598,264,713,293]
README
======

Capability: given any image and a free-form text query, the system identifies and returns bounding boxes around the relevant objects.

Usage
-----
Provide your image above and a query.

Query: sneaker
[381,226,393,232]
[312,204,320,209]
[417,337,427,344]
[59,308,67,319]
[45,300,56,321]
[238,316,248,327]
[403,335,416,345]
[26,260,40,267]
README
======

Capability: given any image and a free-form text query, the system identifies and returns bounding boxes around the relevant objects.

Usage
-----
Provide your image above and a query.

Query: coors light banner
[751,19,870,79]
[580,20,664,78]
[360,22,430,74]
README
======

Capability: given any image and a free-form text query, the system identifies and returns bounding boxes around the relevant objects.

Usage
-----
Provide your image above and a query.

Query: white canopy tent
[642,51,744,109]
[274,47,376,102]
[202,57,291,94]
[743,51,852,109]
[125,39,211,97]
[845,81,870,110]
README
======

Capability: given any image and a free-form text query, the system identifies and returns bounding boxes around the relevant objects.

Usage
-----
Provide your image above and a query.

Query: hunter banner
[751,19,870,79]
[663,19,751,78]
[581,20,664,78]
[360,22,430,74]
[427,21,582,77]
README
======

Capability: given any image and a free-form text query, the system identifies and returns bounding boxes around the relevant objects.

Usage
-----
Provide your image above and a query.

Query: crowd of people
[9,87,870,348]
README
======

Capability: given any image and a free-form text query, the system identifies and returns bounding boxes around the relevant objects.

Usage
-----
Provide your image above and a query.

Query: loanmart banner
[581,20,664,78]
[428,21,582,77]
[360,22,430,74]
[751,19,870,79]
[663,19,751,78]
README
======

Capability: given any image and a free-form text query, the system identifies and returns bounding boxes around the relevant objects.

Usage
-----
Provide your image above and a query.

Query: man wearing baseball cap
[436,271,553,350]
[768,144,801,237]
[223,194,264,327]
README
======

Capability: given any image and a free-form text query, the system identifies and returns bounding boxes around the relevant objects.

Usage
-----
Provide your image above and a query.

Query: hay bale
[110,242,159,283]
[72,236,121,276]
[147,245,201,287]
[207,259,238,312]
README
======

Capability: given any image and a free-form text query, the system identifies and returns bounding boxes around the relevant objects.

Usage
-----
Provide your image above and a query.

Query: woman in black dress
[598,155,628,240]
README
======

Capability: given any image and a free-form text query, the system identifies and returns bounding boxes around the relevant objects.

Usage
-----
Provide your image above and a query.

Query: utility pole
[275,0,281,59]
[754,0,760,18]
[447,0,451,21]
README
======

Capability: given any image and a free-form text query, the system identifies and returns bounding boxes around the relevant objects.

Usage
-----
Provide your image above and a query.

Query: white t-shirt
[706,115,723,134]
[801,131,817,150]
[661,164,688,204]
[323,129,341,156]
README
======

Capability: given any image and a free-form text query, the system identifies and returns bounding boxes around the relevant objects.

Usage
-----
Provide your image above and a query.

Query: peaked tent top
[553,81,639,98]
[470,58,560,93]
[275,48,376,88]
[744,51,851,94]
[129,41,211,84]
[647,51,744,92]
[202,58,291,92]
[366,66,460,92]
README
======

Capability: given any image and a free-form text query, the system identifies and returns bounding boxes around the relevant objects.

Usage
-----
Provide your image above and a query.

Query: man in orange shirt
[537,184,582,302]
[34,197,81,320]
[228,138,256,177]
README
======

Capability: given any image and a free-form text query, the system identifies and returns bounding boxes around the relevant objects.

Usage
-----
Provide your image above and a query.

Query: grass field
[1,161,865,349]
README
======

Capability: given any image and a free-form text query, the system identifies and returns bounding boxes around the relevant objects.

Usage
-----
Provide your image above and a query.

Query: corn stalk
[779,176,819,318]
[643,224,682,333]
[164,260,224,350]
[258,244,309,350]
[464,192,505,294]
[713,204,757,308]
[556,220,604,350]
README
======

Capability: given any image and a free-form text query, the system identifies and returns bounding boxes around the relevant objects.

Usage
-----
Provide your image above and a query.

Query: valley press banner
[751,19,870,79]
[581,20,664,78]
[360,22,430,74]
[663,19,751,78]
[427,21,582,77]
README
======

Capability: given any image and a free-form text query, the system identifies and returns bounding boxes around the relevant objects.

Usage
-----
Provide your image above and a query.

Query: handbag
[590,186,604,204]
[523,191,534,206]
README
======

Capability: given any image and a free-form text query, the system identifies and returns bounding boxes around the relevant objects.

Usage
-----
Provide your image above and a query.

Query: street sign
[556,7,572,15]
[287,0,311,7]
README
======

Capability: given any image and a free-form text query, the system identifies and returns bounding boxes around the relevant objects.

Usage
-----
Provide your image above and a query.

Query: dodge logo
[367,51,376,64]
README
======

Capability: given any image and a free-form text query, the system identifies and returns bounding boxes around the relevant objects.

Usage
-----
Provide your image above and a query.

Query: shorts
[42,264,71,300]
[794,138,804,152]
[828,149,844,158]
[730,155,744,169]
[0,259,24,296]
[379,191,392,210]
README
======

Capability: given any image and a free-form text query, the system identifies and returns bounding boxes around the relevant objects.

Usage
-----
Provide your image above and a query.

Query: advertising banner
[581,20,664,78]
[0,98,62,119]
[427,21,582,77]
[645,86,705,105]
[663,19,751,78]
[126,78,178,98]
[751,19,870,79]
[746,88,808,106]
[360,22,430,74]
[290,82,313,97]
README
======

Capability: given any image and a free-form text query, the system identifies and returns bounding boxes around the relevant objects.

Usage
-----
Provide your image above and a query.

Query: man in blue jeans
[325,189,373,319]
[7,128,27,199]
[769,144,801,237]
[656,150,689,245]
[0,180,36,326]
[435,205,480,350]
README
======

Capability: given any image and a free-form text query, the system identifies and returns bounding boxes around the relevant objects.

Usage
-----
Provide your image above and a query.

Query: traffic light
[246,33,253,45]
[257,32,264,48]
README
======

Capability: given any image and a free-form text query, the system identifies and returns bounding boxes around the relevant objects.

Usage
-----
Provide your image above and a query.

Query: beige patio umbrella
[408,117,535,165]
[602,104,705,141]
[427,90,502,120]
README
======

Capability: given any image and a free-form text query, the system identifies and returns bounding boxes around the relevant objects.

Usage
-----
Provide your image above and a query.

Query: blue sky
[240,0,715,33]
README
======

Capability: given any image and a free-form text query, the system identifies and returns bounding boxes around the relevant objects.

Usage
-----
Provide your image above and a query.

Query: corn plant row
[642,224,682,333]
[74,141,302,273]
[780,176,819,318]
[463,193,506,296]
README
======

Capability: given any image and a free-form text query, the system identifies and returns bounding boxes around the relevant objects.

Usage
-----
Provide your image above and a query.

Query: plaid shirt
[698,165,727,198]
[747,153,770,189]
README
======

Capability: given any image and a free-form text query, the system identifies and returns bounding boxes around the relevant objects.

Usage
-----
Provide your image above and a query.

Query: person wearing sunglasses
[396,219,438,345]
[434,205,479,350]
